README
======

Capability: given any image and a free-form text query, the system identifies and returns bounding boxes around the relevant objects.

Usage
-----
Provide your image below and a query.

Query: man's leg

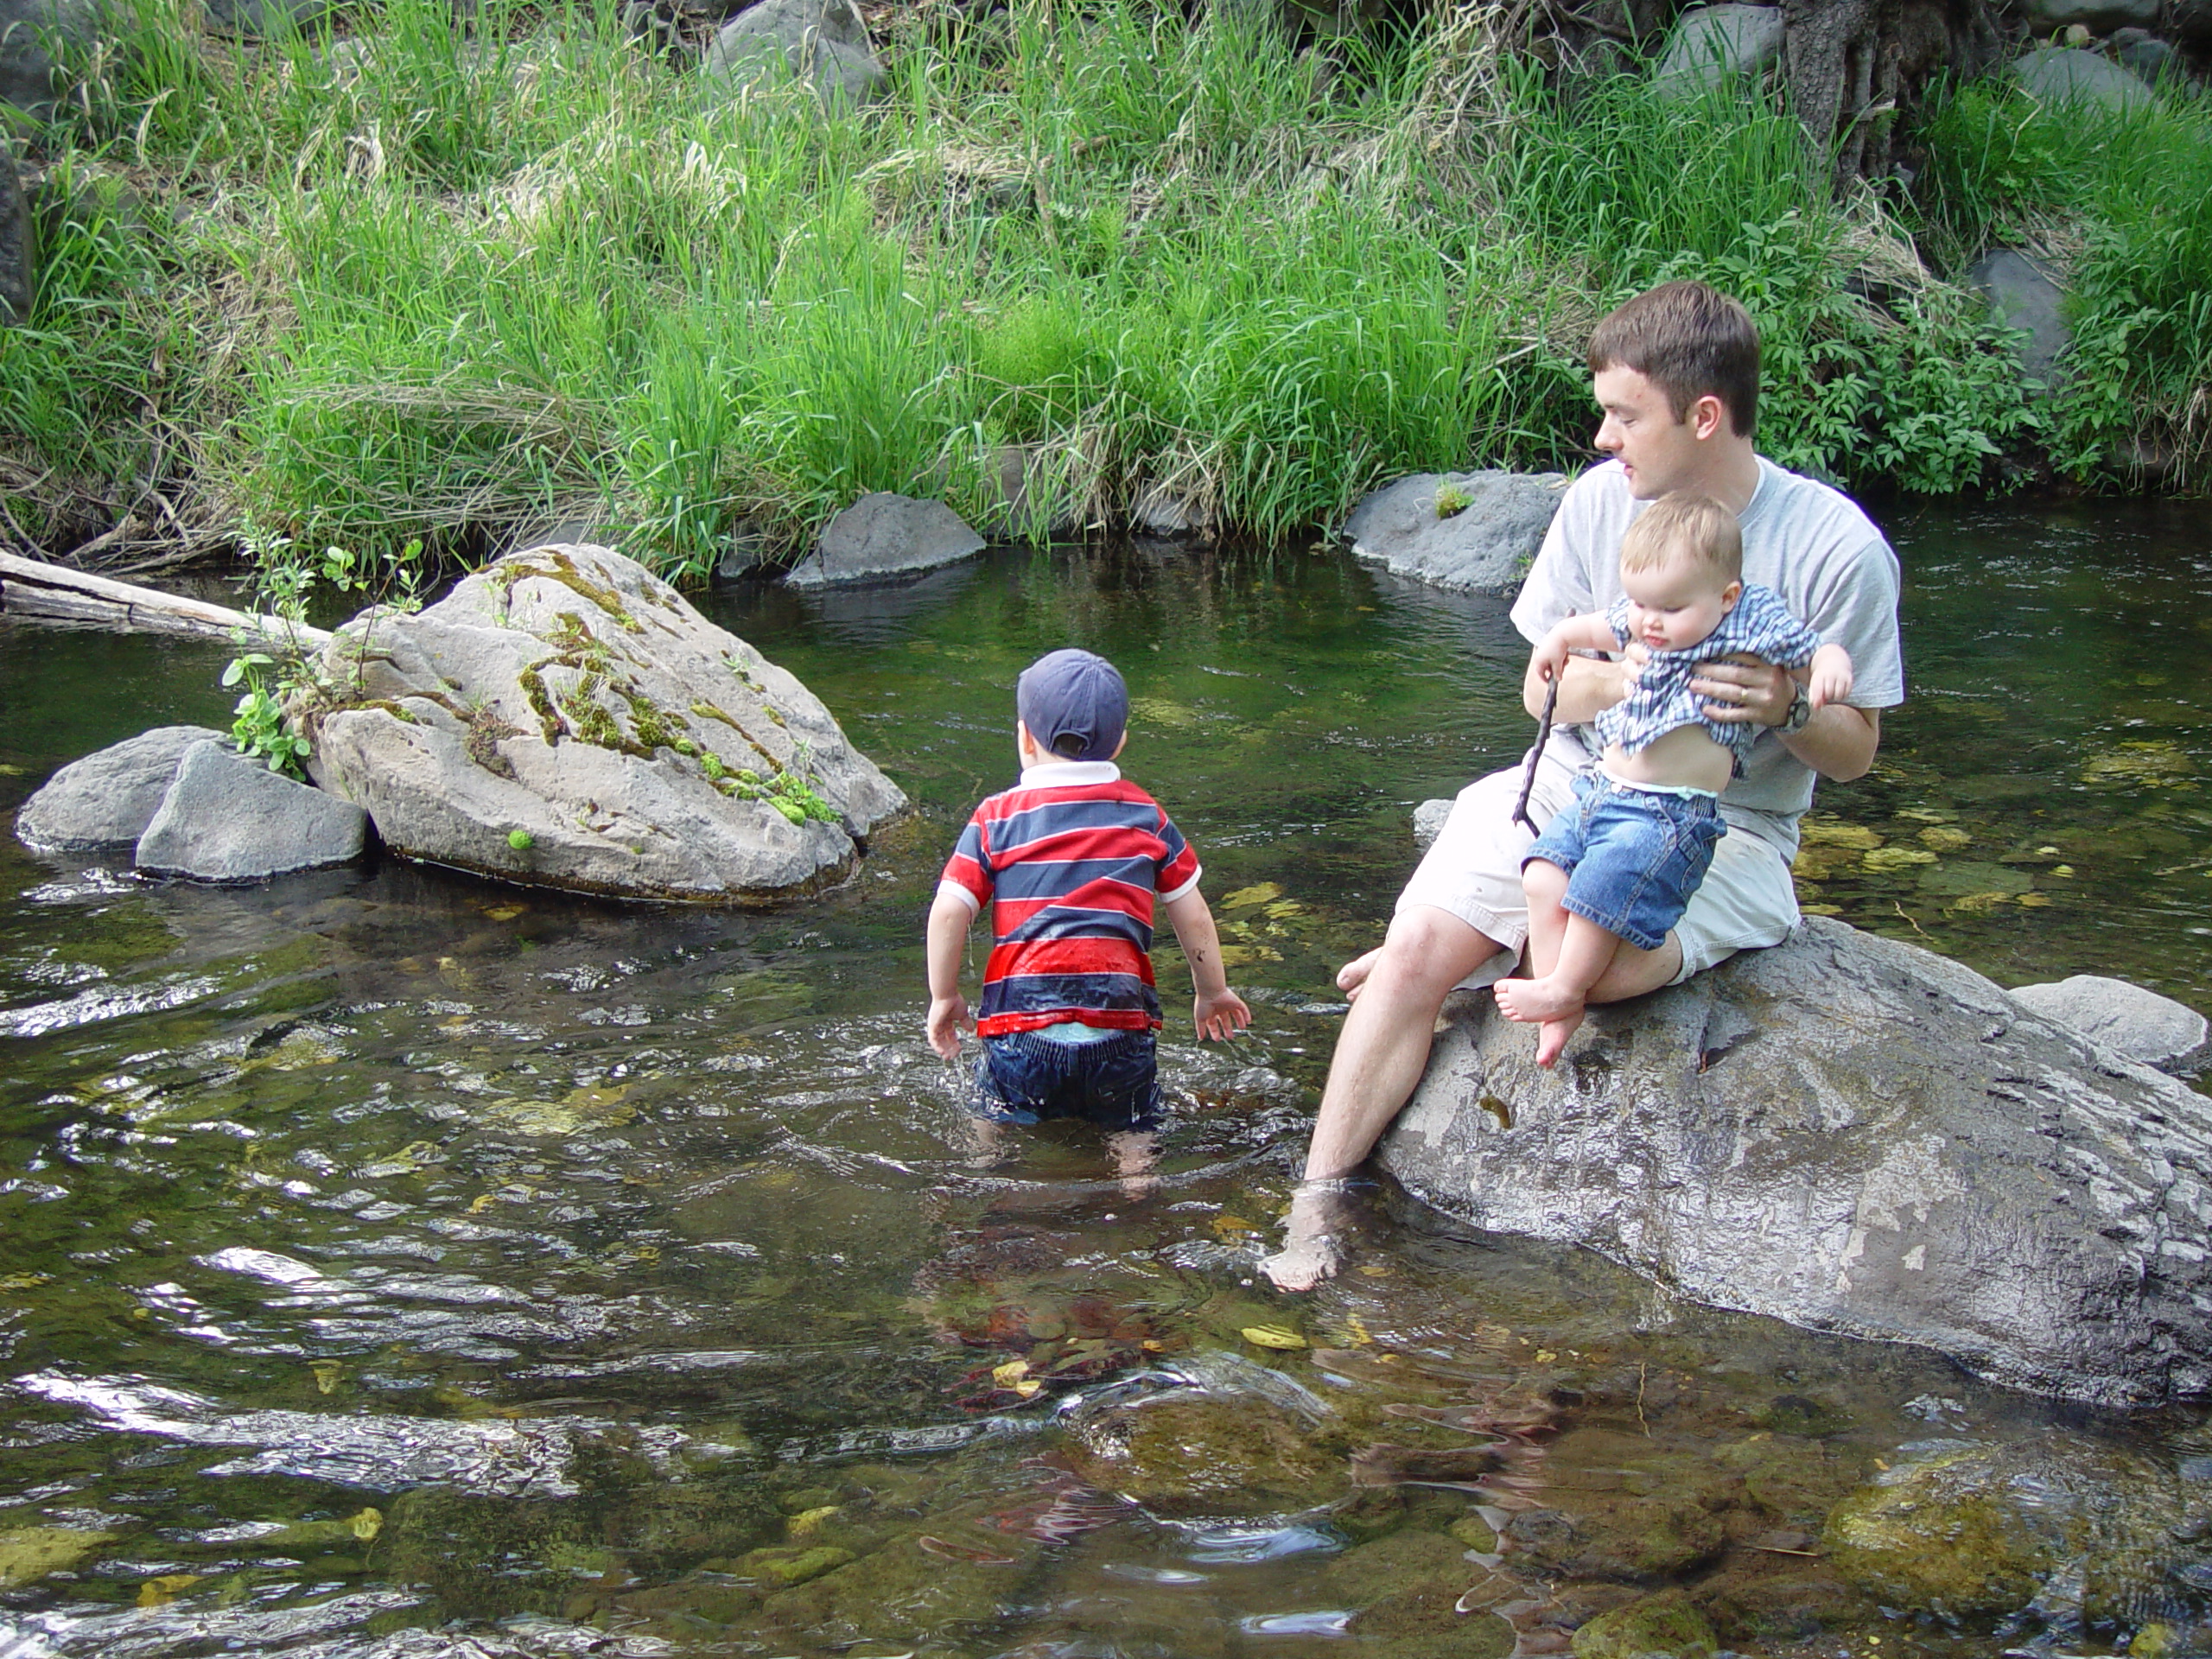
[1262,906,1503,1291]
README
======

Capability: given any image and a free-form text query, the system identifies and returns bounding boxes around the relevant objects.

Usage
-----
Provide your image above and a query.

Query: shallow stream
[3,498,2211,1659]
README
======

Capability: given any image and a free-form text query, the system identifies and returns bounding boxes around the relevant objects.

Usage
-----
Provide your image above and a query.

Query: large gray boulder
[702,0,884,108]
[135,741,369,881]
[1965,250,2069,387]
[1,146,27,324]
[2011,47,2154,111]
[1652,3,1784,98]
[785,493,987,588]
[15,725,228,852]
[1,0,101,123]
[1378,916,2212,1406]
[302,543,907,902]
[2011,974,2209,1077]
[1341,471,1567,596]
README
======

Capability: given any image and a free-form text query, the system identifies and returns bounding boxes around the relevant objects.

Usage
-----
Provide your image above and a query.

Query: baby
[1494,493,1853,1062]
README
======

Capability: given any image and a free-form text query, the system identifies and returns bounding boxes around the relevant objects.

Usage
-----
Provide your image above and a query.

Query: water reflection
[1,505,2209,1657]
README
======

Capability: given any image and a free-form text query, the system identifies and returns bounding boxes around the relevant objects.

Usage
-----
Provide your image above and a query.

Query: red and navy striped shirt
[938,762,1202,1037]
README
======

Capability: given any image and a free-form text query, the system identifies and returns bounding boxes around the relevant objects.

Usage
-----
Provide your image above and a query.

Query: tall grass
[3,0,2170,576]
[1917,76,2212,485]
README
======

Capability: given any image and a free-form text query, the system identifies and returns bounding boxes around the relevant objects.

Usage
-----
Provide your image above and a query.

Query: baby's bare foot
[1494,976,1586,1026]
[1534,1012,1583,1068]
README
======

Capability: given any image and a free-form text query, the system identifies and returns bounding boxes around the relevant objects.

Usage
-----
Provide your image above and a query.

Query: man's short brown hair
[1587,281,1759,437]
[1618,493,1742,582]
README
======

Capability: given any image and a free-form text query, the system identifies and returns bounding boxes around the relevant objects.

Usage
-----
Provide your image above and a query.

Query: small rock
[787,493,987,588]
[1065,1384,1347,1516]
[2011,47,2154,111]
[0,0,101,123]
[1413,798,1453,853]
[199,0,338,35]
[1965,251,2068,386]
[0,147,28,324]
[1341,471,1567,596]
[2023,0,2158,29]
[1652,3,1784,99]
[2114,34,2176,85]
[2010,974,2209,1076]
[15,725,230,853]
[136,741,370,882]
[0,1525,114,1588]
[702,0,885,109]
[1571,1588,1718,1659]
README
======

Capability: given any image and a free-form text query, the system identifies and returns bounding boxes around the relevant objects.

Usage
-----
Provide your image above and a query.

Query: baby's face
[1622,556,1740,653]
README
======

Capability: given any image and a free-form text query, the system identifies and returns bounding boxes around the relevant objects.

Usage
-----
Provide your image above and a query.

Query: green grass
[2,0,2199,577]
[1916,75,2212,485]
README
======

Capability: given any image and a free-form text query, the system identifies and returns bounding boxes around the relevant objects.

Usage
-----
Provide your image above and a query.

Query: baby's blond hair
[1618,493,1742,584]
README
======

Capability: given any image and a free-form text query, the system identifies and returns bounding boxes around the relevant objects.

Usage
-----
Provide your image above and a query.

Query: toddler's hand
[1807,651,1854,709]
[1531,631,1574,685]
[925,994,970,1061]
[1193,988,1252,1043]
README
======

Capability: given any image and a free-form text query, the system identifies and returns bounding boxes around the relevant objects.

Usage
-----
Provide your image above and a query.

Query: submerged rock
[785,492,987,588]
[15,724,226,853]
[1572,1587,1718,1659]
[1342,471,1567,595]
[1822,1437,2207,1625]
[302,543,906,902]
[1377,916,2212,1406]
[136,740,370,882]
[0,1525,114,1588]
[1064,1380,1348,1516]
[2011,974,2209,1077]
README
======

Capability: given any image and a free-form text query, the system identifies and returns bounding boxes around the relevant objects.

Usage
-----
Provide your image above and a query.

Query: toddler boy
[925,649,1250,1153]
[1495,494,1853,1061]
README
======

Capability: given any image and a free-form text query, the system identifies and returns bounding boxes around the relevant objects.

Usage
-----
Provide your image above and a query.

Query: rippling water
[2,504,2209,1659]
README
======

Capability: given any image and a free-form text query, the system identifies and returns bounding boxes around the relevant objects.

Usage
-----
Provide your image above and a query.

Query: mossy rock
[1506,1496,1727,1581]
[381,1491,598,1618]
[1822,1444,2057,1617]
[755,1527,1033,1643]
[0,1526,115,1588]
[1571,1588,1718,1659]
[1320,1529,1491,1641]
[1691,1560,1872,1643]
[1066,1391,1348,1515]
[1750,1393,1853,1437]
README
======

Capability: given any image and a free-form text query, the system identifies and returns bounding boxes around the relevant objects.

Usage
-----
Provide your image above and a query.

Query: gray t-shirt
[1509,457,1904,860]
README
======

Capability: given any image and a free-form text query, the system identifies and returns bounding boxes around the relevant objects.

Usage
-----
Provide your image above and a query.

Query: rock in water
[2011,975,2209,1077]
[15,725,229,852]
[136,741,369,881]
[1377,916,2212,1406]
[302,543,906,902]
[786,493,987,588]
[1340,471,1567,595]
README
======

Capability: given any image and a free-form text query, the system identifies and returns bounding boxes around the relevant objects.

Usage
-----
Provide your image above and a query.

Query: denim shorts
[1522,772,1726,954]
[974,1025,1162,1132]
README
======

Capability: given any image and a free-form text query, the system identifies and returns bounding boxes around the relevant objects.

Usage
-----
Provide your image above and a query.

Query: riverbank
[3,0,2208,578]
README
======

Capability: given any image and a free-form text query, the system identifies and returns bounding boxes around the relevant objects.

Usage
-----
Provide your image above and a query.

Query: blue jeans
[1522,772,1725,954]
[974,1026,1162,1132]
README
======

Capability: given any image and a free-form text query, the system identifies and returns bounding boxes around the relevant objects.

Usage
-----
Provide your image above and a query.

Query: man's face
[1592,364,1704,500]
[1622,556,1740,654]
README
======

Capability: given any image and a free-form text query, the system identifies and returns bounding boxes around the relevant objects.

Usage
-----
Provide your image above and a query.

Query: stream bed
[3,498,2211,1659]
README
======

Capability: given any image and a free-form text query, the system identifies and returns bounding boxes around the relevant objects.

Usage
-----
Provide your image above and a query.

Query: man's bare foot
[1260,1180,1360,1292]
[1534,1011,1583,1068]
[1493,976,1585,1025]
[1335,947,1383,1002]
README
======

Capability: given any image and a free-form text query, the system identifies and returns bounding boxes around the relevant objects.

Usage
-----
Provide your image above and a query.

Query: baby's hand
[1193,988,1252,1043]
[1806,645,1854,710]
[925,994,970,1061]
[1530,629,1576,685]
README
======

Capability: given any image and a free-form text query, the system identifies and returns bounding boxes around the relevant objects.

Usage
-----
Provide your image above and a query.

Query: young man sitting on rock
[1262,279,1905,1292]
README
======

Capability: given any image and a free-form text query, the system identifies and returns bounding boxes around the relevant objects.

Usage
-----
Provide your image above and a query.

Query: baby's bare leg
[1516,859,1569,982]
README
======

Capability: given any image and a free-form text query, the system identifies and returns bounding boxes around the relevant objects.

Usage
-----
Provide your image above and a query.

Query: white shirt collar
[1020,760,1122,787]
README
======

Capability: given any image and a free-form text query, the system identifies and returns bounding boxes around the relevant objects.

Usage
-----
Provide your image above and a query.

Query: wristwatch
[1779,685,1815,735]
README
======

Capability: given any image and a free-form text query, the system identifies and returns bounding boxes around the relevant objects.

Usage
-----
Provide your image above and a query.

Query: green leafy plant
[222,652,313,776]
[1433,483,1471,519]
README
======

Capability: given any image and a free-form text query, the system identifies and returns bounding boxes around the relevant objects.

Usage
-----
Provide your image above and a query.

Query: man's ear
[1690,393,1728,442]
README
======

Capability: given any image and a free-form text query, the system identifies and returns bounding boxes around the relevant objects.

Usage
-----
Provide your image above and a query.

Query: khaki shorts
[1396,744,1800,989]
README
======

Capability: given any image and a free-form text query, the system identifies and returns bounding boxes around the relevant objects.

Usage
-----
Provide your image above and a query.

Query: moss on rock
[1570,1588,1718,1659]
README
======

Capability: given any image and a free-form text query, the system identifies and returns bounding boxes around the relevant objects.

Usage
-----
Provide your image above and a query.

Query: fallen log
[0,551,331,648]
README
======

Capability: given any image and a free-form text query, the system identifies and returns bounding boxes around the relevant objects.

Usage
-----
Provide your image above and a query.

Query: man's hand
[1193,988,1252,1042]
[1686,655,1793,727]
[925,994,970,1061]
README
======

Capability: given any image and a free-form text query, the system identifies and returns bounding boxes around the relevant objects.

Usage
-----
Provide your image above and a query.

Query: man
[1262,280,1904,1292]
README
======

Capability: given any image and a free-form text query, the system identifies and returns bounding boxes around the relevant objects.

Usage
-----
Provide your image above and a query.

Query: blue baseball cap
[1017,649,1128,762]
